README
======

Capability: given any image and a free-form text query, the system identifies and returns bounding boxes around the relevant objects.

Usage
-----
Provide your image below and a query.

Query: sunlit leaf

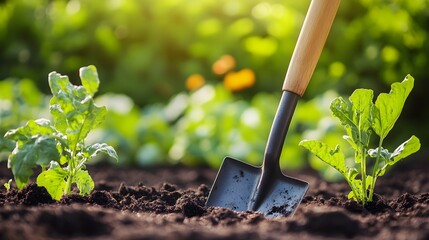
[79,65,100,97]
[37,162,67,200]
[376,135,421,177]
[373,75,414,139]
[74,169,94,196]
[86,143,118,161]
[299,140,347,175]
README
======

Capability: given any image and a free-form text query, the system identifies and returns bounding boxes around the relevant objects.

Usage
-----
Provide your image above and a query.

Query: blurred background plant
[1,0,427,179]
[0,79,50,159]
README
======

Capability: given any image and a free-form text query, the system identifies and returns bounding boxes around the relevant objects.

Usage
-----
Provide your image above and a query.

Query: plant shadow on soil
[0,156,429,240]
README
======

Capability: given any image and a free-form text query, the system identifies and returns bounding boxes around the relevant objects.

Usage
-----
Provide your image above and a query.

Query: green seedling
[300,75,420,206]
[4,65,118,200]
[3,179,12,192]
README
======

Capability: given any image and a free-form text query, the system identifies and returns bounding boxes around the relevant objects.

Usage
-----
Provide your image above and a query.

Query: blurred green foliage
[0,79,47,128]
[1,0,428,103]
[90,84,342,171]
[1,0,428,173]
[0,79,49,159]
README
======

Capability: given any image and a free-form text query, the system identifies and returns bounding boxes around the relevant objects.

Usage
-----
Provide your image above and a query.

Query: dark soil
[0,157,428,240]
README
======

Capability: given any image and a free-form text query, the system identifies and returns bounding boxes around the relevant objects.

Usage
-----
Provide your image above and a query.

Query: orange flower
[223,68,255,92]
[212,55,236,75]
[186,74,205,91]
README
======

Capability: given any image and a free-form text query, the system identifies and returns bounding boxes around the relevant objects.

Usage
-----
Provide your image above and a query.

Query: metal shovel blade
[206,157,309,217]
[206,92,309,217]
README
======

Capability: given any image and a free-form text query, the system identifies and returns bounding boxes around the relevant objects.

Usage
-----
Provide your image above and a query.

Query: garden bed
[0,157,428,240]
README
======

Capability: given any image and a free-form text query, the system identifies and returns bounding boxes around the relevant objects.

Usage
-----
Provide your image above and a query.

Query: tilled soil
[0,159,428,240]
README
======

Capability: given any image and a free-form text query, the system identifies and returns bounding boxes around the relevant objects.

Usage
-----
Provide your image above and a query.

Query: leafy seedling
[3,179,12,192]
[4,65,118,200]
[300,75,420,205]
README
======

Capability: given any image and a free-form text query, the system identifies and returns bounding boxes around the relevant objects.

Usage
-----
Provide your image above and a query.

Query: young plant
[299,75,420,206]
[3,179,12,192]
[4,65,118,200]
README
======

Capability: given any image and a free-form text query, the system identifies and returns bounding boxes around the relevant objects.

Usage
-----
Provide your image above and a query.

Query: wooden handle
[283,0,341,96]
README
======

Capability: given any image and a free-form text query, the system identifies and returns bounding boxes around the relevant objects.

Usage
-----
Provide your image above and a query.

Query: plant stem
[369,138,384,201]
[64,174,72,195]
[357,113,367,206]
[360,145,367,206]
[64,150,77,195]
[347,180,360,201]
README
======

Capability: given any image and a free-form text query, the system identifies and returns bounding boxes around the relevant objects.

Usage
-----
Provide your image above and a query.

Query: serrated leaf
[299,140,347,175]
[8,135,60,189]
[330,89,373,152]
[79,65,99,97]
[48,72,70,97]
[36,161,67,200]
[74,169,94,195]
[48,70,107,148]
[67,103,107,148]
[5,119,55,142]
[373,75,414,139]
[330,96,354,128]
[86,143,119,161]
[48,71,87,132]
[50,104,68,133]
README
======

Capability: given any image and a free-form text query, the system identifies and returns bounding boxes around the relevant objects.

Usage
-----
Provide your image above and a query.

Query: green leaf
[0,137,15,153]
[48,71,87,136]
[5,119,56,142]
[376,135,420,177]
[330,89,373,151]
[36,162,67,200]
[8,135,60,189]
[366,175,373,191]
[4,119,62,189]
[68,103,107,148]
[349,89,373,145]
[330,96,354,128]
[49,104,68,134]
[79,65,100,97]
[48,70,107,147]
[368,147,391,161]
[4,179,12,191]
[347,191,355,200]
[74,169,94,195]
[347,167,359,181]
[373,75,414,139]
[86,143,119,161]
[48,72,71,97]
[390,135,420,163]
[347,178,362,201]
[299,140,347,175]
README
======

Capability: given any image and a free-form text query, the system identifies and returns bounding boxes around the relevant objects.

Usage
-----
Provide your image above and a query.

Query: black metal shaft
[263,90,299,173]
[249,90,300,211]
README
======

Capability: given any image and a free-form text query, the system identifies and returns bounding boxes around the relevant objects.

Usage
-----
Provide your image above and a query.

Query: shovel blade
[206,157,309,217]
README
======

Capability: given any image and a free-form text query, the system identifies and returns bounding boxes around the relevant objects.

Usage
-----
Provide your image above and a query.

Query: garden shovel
[206,0,341,217]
